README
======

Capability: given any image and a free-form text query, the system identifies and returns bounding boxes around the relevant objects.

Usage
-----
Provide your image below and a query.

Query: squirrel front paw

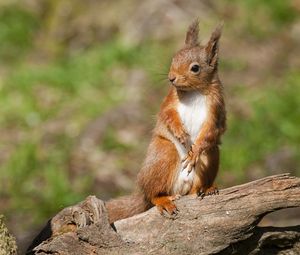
[181,146,201,174]
[173,127,190,148]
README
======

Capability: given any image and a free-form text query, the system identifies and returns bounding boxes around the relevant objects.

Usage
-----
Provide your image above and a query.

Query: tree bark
[27,174,300,255]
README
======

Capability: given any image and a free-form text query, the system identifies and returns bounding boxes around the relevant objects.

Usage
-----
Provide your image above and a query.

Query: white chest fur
[178,91,208,143]
[172,91,208,195]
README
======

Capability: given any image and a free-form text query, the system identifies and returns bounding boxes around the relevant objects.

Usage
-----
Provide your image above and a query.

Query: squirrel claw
[157,205,178,216]
[207,187,219,195]
[182,163,194,174]
[181,158,189,171]
[171,194,181,201]
[159,203,178,216]
[187,166,194,175]
[174,130,190,148]
[154,196,179,217]
[197,189,205,199]
[197,186,219,198]
[181,148,199,173]
[181,154,197,174]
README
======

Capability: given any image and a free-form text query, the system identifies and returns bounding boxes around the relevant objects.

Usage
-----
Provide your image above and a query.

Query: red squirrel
[106,20,226,222]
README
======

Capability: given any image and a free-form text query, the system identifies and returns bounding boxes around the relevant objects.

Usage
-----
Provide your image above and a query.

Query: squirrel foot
[151,195,180,216]
[197,186,219,198]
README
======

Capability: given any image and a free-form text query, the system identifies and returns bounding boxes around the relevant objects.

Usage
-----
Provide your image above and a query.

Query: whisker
[155,73,168,77]
[153,77,169,83]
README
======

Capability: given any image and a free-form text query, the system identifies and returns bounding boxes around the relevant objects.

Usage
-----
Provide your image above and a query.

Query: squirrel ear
[185,19,199,47]
[205,23,223,66]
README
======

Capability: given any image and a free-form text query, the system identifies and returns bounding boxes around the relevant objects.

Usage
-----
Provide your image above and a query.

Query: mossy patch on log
[0,215,17,255]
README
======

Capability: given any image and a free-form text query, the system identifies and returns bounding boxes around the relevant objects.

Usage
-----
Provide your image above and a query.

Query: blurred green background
[0,0,299,252]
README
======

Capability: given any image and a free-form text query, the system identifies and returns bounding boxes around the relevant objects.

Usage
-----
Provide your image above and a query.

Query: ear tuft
[206,22,223,66]
[185,19,200,47]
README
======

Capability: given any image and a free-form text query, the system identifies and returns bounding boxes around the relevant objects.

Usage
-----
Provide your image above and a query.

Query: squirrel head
[168,20,223,91]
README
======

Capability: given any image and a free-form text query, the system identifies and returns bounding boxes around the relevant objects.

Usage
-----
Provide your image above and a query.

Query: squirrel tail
[105,193,151,223]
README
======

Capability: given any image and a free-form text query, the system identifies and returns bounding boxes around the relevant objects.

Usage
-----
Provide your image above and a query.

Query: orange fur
[137,136,179,201]
[106,194,151,223]
[106,20,226,221]
[151,195,179,215]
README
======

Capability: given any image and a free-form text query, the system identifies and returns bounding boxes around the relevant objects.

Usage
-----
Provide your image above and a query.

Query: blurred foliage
[225,0,299,39]
[222,71,300,179]
[242,0,298,25]
[0,0,299,250]
[0,4,39,63]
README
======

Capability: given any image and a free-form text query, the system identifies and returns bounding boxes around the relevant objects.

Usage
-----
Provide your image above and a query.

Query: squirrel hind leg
[193,146,220,198]
[151,195,180,216]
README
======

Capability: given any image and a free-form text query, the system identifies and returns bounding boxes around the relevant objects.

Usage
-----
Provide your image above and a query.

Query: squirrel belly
[170,90,208,195]
[172,165,195,195]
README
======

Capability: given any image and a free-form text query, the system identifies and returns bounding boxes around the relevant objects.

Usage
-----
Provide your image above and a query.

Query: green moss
[0,215,17,255]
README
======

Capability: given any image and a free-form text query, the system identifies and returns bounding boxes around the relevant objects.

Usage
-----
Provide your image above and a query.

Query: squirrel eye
[190,64,200,73]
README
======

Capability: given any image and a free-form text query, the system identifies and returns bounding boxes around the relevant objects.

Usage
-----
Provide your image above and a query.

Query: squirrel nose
[169,76,176,83]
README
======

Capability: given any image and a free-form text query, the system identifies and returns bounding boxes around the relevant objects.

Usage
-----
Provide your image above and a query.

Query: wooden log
[27,174,300,254]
